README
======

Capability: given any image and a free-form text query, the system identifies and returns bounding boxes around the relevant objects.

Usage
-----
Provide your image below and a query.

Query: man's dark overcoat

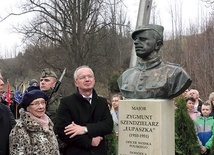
[0,103,12,155]
[56,89,113,155]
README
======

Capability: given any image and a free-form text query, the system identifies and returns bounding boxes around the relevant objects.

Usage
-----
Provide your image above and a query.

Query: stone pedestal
[118,99,175,155]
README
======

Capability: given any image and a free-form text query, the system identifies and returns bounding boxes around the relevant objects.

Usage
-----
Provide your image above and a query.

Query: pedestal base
[118,99,175,155]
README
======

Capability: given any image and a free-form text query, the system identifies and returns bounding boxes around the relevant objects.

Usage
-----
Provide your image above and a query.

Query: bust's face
[133,30,157,58]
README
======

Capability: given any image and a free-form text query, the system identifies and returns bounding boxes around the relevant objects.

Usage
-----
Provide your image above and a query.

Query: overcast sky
[124,0,211,31]
[0,0,212,58]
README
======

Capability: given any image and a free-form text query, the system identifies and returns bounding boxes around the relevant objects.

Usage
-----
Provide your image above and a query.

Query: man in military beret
[40,68,62,125]
[117,24,192,99]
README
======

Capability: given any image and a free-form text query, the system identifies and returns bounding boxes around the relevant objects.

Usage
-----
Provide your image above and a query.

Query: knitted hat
[131,24,164,40]
[26,85,40,92]
[21,90,48,110]
[40,68,58,79]
[29,79,38,86]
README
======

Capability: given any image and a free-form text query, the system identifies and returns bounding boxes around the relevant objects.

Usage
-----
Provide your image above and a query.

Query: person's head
[183,89,189,97]
[185,97,196,112]
[201,101,212,117]
[74,65,95,94]
[40,68,58,91]
[10,91,15,99]
[29,79,38,86]
[111,93,123,111]
[0,70,4,95]
[188,89,199,100]
[21,90,48,118]
[132,24,164,59]
[27,85,40,92]
[209,92,214,106]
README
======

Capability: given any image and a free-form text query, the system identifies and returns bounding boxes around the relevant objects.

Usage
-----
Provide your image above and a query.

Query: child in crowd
[195,102,214,155]
[186,97,200,121]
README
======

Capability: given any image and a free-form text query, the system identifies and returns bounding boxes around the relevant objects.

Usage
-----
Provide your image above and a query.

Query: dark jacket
[197,99,203,113]
[56,90,113,155]
[44,89,62,125]
[0,103,12,155]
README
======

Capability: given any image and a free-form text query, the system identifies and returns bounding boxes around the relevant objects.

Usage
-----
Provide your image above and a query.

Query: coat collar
[19,108,53,132]
[137,56,162,71]
[75,89,98,100]
[75,89,99,118]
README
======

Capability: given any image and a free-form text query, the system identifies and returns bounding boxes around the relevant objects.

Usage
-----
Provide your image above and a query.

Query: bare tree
[201,0,214,10]
[0,0,132,96]
[155,0,214,99]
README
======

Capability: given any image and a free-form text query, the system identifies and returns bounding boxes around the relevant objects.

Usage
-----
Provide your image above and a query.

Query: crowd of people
[0,67,63,155]
[2,65,214,155]
[2,23,207,155]
[184,89,214,155]
[0,66,118,155]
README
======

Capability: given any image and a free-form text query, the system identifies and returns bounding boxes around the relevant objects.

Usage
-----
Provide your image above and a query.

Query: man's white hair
[189,89,199,95]
[73,65,94,80]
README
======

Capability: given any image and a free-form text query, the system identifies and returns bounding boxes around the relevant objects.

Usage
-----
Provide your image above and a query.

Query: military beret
[131,24,164,40]
[21,90,48,110]
[40,68,58,79]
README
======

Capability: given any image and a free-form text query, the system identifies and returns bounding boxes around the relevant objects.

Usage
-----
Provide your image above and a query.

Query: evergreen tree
[108,74,120,93]
[175,95,200,155]
[105,130,118,155]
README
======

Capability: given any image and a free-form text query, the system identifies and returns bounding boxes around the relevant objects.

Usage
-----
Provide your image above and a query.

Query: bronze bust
[117,24,191,99]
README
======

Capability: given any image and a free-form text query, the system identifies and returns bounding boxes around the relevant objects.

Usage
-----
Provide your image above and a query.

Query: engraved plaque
[118,99,175,155]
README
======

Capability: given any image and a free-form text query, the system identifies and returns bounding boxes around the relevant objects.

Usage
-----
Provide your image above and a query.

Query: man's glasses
[78,75,94,80]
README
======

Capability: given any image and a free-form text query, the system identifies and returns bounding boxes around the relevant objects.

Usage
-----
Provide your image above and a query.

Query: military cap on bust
[40,68,58,79]
[131,24,164,40]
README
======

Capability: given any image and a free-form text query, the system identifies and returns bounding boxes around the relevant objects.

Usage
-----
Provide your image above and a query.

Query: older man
[118,24,192,99]
[188,89,203,112]
[56,65,113,155]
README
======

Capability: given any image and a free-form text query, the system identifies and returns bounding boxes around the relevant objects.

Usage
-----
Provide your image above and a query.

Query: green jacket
[195,115,214,149]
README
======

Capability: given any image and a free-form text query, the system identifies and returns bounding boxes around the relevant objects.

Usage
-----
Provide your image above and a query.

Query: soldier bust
[117,24,192,99]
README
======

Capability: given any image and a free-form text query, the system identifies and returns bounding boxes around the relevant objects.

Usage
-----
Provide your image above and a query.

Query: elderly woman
[9,90,60,155]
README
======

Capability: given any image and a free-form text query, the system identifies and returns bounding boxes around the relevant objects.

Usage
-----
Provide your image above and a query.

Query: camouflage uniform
[40,68,65,153]
[40,68,62,125]
[44,89,62,125]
